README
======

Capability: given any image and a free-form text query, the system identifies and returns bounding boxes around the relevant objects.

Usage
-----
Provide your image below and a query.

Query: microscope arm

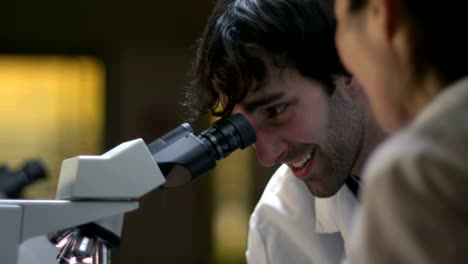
[1,200,138,242]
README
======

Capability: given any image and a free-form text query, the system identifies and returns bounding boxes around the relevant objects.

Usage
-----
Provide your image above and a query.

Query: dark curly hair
[184,0,349,120]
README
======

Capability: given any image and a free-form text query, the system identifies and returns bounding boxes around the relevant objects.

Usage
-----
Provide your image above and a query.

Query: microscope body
[0,114,255,264]
[0,139,165,264]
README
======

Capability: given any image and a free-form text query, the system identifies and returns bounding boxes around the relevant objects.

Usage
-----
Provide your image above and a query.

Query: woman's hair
[346,0,468,85]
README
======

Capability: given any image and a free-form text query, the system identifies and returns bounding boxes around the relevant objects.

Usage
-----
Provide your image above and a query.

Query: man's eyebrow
[242,91,285,113]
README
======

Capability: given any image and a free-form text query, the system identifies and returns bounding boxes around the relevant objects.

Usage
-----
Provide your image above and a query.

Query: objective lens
[57,231,77,263]
[93,240,111,264]
[47,228,75,248]
[72,235,96,259]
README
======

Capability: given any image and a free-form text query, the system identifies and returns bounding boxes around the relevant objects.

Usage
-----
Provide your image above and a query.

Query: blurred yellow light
[0,55,105,198]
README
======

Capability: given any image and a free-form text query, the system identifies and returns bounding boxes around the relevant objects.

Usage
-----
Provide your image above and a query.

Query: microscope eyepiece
[147,113,256,187]
[0,159,47,198]
[199,114,256,159]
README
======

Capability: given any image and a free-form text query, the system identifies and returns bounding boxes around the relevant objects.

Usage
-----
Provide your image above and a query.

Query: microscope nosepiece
[49,228,111,264]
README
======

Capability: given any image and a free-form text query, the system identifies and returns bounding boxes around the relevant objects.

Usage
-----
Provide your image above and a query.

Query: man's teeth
[292,153,312,168]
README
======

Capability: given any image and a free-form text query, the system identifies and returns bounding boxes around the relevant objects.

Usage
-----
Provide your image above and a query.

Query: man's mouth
[287,148,317,179]
[291,152,312,168]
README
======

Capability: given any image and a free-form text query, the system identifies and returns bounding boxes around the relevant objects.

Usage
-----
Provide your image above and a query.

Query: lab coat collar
[314,184,359,235]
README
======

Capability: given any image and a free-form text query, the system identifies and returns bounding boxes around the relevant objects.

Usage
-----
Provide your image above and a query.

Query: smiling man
[185,0,385,263]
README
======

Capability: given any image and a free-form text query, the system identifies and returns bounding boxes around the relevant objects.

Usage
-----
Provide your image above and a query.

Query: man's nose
[253,127,287,167]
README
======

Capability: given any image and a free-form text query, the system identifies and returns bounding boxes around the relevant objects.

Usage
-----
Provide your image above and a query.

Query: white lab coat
[246,164,359,264]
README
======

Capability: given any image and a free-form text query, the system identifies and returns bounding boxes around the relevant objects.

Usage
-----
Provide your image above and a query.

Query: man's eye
[266,104,287,119]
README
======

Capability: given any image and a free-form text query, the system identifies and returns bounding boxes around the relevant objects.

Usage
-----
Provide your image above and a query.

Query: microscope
[0,114,255,264]
[0,159,47,199]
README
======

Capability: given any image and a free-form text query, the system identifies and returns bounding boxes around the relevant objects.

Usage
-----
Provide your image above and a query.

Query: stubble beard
[303,148,349,198]
[304,90,365,198]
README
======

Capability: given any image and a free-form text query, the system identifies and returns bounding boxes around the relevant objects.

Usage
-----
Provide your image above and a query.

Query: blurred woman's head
[332,0,468,132]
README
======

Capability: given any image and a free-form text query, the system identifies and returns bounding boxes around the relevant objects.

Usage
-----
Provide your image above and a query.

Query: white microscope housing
[0,113,255,264]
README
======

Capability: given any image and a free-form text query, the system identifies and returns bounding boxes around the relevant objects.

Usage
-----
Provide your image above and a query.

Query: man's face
[232,67,365,197]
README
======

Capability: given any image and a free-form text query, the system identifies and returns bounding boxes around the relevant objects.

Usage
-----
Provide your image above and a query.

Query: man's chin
[305,181,341,198]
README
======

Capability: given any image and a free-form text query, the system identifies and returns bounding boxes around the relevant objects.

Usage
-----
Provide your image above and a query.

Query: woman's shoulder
[363,125,468,205]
